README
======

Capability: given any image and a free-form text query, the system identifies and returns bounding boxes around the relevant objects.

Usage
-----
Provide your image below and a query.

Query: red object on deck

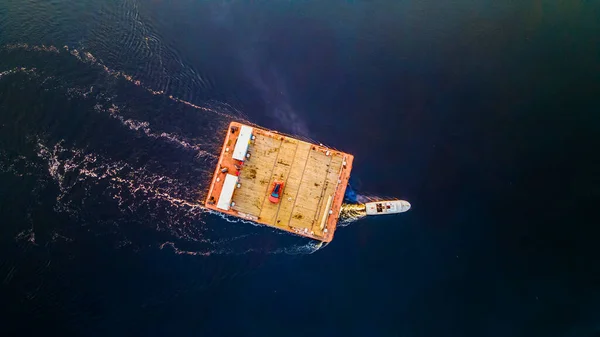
[268,181,285,203]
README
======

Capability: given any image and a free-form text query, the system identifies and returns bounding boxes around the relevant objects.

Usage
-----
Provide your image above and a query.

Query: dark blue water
[1,1,599,336]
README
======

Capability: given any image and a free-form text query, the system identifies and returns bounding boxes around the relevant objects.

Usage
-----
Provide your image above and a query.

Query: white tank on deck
[365,200,411,215]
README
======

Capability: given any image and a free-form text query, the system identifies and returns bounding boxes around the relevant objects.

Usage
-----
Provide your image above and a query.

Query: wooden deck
[204,122,353,242]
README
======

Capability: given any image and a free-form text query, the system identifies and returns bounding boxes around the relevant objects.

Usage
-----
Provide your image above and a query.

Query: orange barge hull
[204,122,353,242]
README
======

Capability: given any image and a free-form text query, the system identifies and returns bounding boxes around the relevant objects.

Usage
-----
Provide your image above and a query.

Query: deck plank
[258,138,298,226]
[275,142,311,228]
[312,154,344,236]
[289,149,331,230]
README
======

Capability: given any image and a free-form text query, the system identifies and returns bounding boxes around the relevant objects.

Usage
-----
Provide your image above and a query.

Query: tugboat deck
[204,122,353,242]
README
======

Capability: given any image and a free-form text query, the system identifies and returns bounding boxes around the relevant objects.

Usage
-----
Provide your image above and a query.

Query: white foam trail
[15,229,36,245]
[62,45,242,120]
[159,237,323,256]
[7,43,224,159]
[2,43,226,159]
[34,142,234,240]
[8,139,329,254]
[36,140,202,210]
[51,232,73,243]
[34,140,221,246]
[159,241,213,256]
[0,67,38,80]
[1,43,331,254]
[3,43,60,54]
[92,103,217,159]
[2,43,245,121]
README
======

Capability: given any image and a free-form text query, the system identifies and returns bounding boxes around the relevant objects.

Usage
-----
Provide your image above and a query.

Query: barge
[204,122,353,242]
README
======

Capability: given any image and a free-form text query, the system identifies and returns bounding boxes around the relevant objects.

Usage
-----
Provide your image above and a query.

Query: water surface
[1,1,598,336]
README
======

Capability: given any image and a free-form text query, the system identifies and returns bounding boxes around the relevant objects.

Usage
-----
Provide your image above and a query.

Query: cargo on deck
[204,122,354,242]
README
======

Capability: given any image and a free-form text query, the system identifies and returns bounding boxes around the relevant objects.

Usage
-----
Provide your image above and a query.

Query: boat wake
[339,203,367,226]
[0,43,324,256]
[2,43,246,121]
[0,66,39,80]
[30,136,323,255]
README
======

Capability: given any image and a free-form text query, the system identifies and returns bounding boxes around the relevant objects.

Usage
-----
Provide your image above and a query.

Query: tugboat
[365,200,411,215]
